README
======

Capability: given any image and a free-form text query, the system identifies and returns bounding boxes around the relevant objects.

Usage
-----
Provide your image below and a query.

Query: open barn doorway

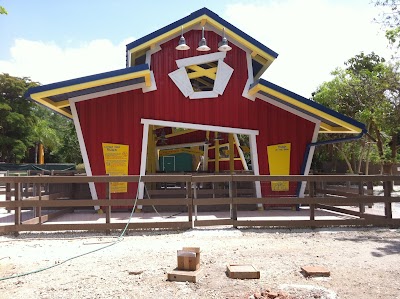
[138,119,262,212]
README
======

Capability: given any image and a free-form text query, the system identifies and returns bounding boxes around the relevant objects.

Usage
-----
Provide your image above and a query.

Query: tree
[374,1,400,51]
[313,52,400,174]
[0,6,7,15]
[0,74,38,163]
[52,121,83,164]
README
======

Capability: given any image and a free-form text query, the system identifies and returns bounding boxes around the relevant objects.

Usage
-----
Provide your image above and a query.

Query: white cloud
[225,0,392,98]
[0,37,133,84]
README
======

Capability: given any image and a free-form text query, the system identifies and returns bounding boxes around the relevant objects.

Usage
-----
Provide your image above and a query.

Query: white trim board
[70,100,100,210]
[256,93,320,125]
[70,82,146,103]
[141,119,259,135]
[298,122,321,198]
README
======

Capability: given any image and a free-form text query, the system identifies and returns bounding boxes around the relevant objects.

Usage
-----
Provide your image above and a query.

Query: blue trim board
[125,7,279,59]
[25,64,150,98]
[253,78,367,132]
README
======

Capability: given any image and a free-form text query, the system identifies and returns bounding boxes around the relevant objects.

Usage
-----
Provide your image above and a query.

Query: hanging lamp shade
[176,26,190,50]
[218,28,232,52]
[197,27,211,51]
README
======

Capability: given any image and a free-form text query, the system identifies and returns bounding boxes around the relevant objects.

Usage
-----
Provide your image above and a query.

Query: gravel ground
[0,227,400,299]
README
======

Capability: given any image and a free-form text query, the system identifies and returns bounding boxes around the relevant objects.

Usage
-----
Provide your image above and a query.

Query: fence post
[106,182,111,234]
[36,183,42,224]
[231,180,238,229]
[193,182,198,222]
[186,178,193,228]
[384,180,392,220]
[309,180,315,221]
[6,182,11,213]
[14,182,21,235]
[358,176,365,216]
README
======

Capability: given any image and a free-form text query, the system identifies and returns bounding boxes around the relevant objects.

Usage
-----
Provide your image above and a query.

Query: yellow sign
[102,143,129,193]
[267,143,291,191]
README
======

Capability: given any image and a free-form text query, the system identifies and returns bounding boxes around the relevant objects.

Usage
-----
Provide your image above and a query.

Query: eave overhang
[126,7,278,71]
[25,64,152,119]
[249,78,367,134]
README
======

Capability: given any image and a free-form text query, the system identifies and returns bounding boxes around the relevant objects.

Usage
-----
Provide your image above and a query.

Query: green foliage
[0,74,38,162]
[0,73,83,164]
[313,52,400,173]
[374,1,400,50]
[0,6,7,15]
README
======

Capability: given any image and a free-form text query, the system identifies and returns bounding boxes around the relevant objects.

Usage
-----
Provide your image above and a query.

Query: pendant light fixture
[196,27,211,52]
[218,28,232,52]
[176,26,190,50]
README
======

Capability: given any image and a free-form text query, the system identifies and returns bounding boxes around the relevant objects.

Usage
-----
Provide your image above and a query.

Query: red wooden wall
[76,29,316,201]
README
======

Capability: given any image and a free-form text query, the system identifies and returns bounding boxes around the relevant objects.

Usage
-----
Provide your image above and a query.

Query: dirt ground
[0,227,399,299]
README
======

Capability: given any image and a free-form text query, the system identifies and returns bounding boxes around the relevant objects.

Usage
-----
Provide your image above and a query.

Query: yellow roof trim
[128,15,276,67]
[250,84,362,133]
[31,95,73,119]
[53,100,70,108]
[319,123,355,133]
[29,69,151,99]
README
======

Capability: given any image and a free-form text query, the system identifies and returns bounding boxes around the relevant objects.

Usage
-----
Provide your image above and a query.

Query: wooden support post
[215,132,220,173]
[229,133,234,174]
[358,179,365,216]
[186,180,193,227]
[309,181,315,221]
[106,183,111,234]
[35,183,42,224]
[231,181,238,228]
[384,180,392,219]
[193,182,198,221]
[6,182,11,213]
[14,182,21,235]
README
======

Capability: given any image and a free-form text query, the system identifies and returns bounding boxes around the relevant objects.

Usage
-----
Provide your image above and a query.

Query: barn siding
[76,30,315,200]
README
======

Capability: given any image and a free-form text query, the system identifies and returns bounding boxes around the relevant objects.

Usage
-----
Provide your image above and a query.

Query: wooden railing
[0,174,399,233]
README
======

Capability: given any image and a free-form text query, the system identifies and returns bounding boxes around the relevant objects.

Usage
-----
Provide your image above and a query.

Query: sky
[0,0,393,99]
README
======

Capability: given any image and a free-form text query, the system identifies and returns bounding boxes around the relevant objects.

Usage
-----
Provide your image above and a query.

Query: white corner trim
[70,82,146,103]
[145,45,162,66]
[138,122,150,206]
[189,90,218,99]
[176,51,226,68]
[70,100,100,210]
[242,79,256,101]
[242,52,256,101]
[141,118,259,135]
[298,122,321,198]
[249,134,262,199]
[142,71,157,93]
[256,93,320,124]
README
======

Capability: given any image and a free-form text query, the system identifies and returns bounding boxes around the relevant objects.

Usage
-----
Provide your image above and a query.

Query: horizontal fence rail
[0,174,399,234]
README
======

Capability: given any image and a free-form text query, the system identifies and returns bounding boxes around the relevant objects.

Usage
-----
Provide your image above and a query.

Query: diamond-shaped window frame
[168,52,234,99]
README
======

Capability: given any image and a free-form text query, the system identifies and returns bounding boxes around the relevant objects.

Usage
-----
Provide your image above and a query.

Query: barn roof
[125,7,278,77]
[249,79,366,134]
[25,64,151,118]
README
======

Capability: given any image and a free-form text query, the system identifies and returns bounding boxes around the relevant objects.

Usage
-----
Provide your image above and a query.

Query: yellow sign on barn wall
[267,143,291,191]
[102,143,129,193]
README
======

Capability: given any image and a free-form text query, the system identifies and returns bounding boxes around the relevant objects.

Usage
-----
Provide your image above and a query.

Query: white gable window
[168,52,234,99]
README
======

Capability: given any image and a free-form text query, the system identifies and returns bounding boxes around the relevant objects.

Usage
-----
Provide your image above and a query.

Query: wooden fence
[0,174,399,233]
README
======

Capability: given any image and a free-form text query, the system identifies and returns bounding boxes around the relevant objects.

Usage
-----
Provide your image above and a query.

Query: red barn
[26,8,366,209]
